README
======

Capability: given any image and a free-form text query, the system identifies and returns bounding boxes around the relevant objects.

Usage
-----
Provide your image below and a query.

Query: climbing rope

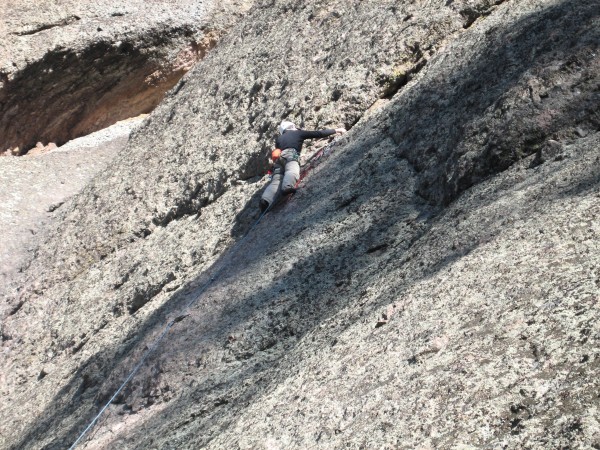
[69,136,343,449]
[298,138,339,182]
[68,205,273,449]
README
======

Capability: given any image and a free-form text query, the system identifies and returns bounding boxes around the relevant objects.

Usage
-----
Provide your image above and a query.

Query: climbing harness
[270,137,339,211]
[69,135,343,449]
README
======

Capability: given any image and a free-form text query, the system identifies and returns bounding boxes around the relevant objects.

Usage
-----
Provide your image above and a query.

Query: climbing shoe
[281,187,297,196]
[259,199,270,212]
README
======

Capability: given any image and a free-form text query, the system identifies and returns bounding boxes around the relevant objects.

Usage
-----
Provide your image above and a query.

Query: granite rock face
[0,0,252,154]
[1,0,599,449]
[0,117,143,302]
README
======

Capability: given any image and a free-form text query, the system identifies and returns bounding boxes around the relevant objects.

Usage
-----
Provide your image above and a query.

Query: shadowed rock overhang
[0,26,218,155]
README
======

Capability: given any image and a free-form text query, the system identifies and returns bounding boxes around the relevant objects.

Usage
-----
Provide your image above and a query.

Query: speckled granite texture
[1,0,598,448]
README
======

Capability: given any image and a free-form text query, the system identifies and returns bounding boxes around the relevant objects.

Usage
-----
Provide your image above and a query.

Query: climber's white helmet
[278,121,297,134]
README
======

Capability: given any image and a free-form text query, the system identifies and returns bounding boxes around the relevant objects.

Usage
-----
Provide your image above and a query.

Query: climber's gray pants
[261,148,300,205]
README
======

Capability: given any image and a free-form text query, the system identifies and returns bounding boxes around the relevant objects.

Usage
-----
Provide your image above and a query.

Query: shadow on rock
[11,0,600,448]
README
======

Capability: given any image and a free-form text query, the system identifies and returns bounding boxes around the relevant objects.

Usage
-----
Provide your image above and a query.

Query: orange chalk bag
[271,148,282,161]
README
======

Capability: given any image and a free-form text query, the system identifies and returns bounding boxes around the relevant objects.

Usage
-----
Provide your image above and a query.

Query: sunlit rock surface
[0,0,598,448]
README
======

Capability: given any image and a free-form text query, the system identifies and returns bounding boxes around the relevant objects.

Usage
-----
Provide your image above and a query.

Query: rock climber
[259,120,346,212]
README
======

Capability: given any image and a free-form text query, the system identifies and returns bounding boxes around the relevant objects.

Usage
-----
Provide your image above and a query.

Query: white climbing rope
[69,135,344,449]
[68,205,272,449]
